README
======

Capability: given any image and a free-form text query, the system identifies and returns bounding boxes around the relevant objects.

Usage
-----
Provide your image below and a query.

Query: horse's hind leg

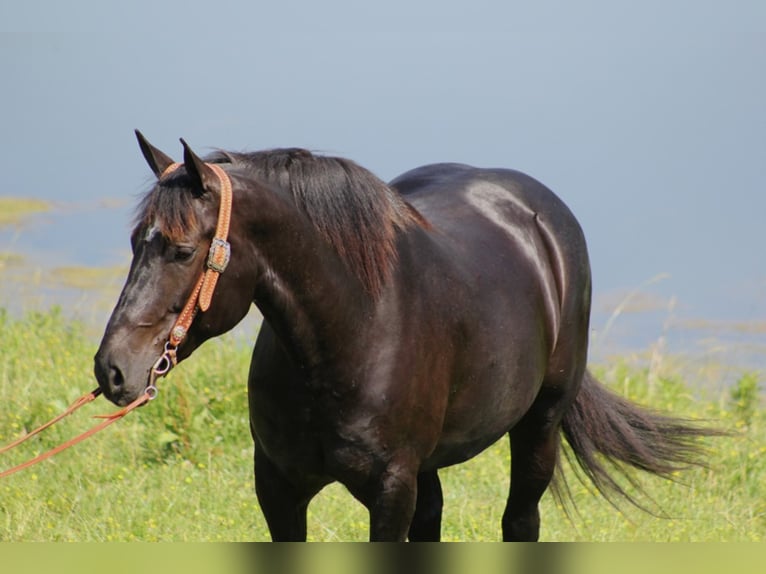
[408,470,443,541]
[503,387,565,541]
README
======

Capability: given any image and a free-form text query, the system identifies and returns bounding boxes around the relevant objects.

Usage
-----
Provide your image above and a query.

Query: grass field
[0,306,763,542]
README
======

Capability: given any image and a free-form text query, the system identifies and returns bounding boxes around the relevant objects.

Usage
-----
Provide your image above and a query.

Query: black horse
[95,132,714,541]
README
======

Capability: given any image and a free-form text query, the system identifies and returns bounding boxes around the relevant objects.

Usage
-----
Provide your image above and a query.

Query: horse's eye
[173,245,196,263]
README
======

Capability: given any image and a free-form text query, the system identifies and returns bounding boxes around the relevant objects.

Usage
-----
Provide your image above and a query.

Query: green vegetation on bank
[0,198,51,226]
[0,307,763,541]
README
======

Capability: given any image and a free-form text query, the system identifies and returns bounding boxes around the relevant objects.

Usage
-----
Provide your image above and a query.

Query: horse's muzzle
[93,351,136,406]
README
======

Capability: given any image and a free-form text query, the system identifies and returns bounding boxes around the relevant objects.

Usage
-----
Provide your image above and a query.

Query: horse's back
[391,163,585,243]
[391,162,592,379]
[390,162,590,309]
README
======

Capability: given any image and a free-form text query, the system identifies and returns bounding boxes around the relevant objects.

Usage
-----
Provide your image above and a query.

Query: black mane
[135,148,425,297]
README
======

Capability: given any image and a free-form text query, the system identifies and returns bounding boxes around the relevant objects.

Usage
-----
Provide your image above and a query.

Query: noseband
[0,162,233,478]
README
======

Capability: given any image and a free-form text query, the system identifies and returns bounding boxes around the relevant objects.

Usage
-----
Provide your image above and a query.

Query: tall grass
[0,307,763,541]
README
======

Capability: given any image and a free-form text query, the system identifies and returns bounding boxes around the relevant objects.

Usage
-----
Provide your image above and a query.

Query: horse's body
[247,163,590,540]
[95,134,714,541]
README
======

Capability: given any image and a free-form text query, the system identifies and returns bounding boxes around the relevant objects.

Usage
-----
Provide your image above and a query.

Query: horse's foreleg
[353,454,419,542]
[253,445,321,541]
[408,470,443,541]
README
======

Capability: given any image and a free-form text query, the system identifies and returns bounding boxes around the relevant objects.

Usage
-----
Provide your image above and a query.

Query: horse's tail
[558,369,722,510]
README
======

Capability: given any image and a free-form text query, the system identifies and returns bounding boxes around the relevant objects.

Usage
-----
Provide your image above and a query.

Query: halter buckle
[207,237,231,273]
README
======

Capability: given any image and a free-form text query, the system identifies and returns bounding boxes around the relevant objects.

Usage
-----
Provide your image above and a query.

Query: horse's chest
[250,382,342,472]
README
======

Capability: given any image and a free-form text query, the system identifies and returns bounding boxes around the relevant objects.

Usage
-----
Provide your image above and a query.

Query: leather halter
[139,160,233,398]
[0,162,233,479]
[160,161,233,348]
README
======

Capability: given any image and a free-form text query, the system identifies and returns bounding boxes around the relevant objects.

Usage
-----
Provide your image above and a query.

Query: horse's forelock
[133,179,201,244]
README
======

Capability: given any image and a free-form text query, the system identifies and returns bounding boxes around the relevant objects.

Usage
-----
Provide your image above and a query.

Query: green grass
[0,307,763,541]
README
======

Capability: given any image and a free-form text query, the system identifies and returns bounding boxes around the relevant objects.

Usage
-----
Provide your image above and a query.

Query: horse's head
[94,132,255,405]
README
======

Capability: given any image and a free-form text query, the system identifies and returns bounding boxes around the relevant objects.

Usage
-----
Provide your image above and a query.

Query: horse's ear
[135,130,175,178]
[181,138,220,197]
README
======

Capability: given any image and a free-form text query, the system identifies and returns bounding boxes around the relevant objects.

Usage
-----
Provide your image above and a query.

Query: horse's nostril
[94,355,127,401]
[110,365,125,388]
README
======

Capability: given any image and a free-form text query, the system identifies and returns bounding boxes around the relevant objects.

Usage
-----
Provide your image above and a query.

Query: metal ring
[145,385,159,400]
[152,354,173,376]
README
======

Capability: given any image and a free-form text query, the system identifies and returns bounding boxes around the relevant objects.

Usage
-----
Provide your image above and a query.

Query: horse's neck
[242,186,372,368]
